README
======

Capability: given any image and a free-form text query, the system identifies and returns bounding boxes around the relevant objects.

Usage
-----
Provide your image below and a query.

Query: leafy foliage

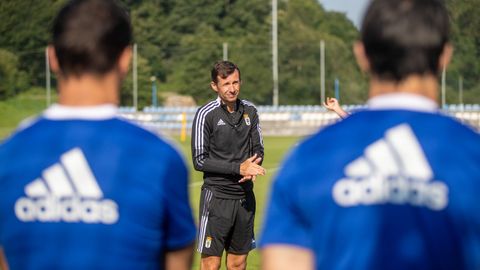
[445,0,480,103]
[0,49,29,100]
[0,0,478,106]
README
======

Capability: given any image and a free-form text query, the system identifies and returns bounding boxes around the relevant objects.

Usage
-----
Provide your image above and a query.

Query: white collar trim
[367,93,438,112]
[43,104,118,120]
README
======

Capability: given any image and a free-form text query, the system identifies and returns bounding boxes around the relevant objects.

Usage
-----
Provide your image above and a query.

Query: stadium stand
[118,105,480,136]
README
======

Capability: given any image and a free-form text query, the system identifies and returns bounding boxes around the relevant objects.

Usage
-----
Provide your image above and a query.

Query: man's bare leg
[200,254,221,270]
[226,253,248,270]
[0,247,9,270]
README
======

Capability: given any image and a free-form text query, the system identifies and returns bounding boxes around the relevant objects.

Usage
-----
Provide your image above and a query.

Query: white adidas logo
[15,148,119,224]
[217,119,226,126]
[332,124,448,211]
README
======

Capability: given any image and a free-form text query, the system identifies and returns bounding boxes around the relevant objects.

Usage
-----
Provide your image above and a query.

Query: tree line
[0,0,478,107]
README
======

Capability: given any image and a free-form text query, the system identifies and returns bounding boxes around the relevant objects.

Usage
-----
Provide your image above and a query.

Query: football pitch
[172,135,303,270]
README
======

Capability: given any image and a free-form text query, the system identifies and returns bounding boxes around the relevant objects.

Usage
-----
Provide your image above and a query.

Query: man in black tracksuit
[191,61,265,270]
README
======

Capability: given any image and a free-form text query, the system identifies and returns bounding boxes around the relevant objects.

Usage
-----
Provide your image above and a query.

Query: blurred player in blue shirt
[0,0,195,269]
[261,0,480,269]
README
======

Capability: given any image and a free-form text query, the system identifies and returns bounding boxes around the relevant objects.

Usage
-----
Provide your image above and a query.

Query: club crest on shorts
[205,236,212,248]
[243,114,251,126]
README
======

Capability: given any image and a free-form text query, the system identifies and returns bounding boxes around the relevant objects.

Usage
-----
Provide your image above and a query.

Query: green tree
[277,0,366,104]
[446,0,480,104]
[0,49,28,100]
[121,52,154,108]
[2,0,477,106]
[0,0,65,87]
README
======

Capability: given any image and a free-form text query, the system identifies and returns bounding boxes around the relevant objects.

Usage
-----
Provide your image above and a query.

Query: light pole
[223,42,228,61]
[272,0,279,106]
[45,48,51,107]
[459,76,464,111]
[150,76,157,107]
[133,43,138,110]
[441,67,446,109]
[320,40,325,104]
[334,78,340,102]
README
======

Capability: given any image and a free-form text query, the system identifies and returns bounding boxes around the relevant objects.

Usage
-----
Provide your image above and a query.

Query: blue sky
[319,0,371,28]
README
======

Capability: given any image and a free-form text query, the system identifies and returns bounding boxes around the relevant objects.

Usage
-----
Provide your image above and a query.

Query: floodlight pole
[334,78,340,101]
[272,0,279,106]
[133,43,138,111]
[441,66,446,109]
[223,42,228,61]
[151,76,157,107]
[459,76,463,110]
[320,40,325,104]
[45,48,51,107]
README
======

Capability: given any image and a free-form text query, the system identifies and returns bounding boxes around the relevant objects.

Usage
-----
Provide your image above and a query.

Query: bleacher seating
[118,104,480,136]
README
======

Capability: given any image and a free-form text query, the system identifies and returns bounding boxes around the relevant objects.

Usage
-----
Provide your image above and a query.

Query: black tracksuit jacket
[191,97,264,199]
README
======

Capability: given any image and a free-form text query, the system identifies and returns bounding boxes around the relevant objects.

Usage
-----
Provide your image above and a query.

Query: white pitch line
[189,167,279,188]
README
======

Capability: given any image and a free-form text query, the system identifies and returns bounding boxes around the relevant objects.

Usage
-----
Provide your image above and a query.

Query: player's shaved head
[52,0,132,77]
[361,0,450,82]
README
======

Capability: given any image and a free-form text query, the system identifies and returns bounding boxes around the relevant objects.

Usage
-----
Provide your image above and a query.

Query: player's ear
[353,42,370,73]
[438,43,453,72]
[117,46,132,77]
[47,45,60,74]
[210,81,219,93]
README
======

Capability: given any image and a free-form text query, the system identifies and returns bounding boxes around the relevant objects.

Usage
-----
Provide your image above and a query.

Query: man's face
[211,70,241,104]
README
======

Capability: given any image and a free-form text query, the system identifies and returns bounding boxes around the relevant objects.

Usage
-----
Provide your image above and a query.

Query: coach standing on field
[192,61,265,270]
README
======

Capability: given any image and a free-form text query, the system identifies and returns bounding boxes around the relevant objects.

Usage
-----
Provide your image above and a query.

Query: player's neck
[57,72,120,106]
[226,103,236,113]
[222,100,237,113]
[369,74,439,103]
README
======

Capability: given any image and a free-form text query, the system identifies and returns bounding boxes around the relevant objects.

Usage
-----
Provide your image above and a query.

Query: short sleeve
[163,147,196,250]
[260,150,312,249]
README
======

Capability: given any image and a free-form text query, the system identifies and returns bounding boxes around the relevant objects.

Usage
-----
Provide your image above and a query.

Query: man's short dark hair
[361,0,450,82]
[211,61,241,83]
[52,0,132,77]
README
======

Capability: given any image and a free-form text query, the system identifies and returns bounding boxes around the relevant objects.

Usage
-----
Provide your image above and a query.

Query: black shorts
[196,187,256,256]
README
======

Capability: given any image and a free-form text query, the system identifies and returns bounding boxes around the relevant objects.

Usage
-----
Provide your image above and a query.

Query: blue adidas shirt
[260,94,480,270]
[0,104,196,269]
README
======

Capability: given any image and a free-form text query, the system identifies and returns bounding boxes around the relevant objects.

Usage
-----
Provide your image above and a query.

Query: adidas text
[14,148,120,224]
[333,174,448,210]
[15,197,119,224]
[331,124,449,211]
